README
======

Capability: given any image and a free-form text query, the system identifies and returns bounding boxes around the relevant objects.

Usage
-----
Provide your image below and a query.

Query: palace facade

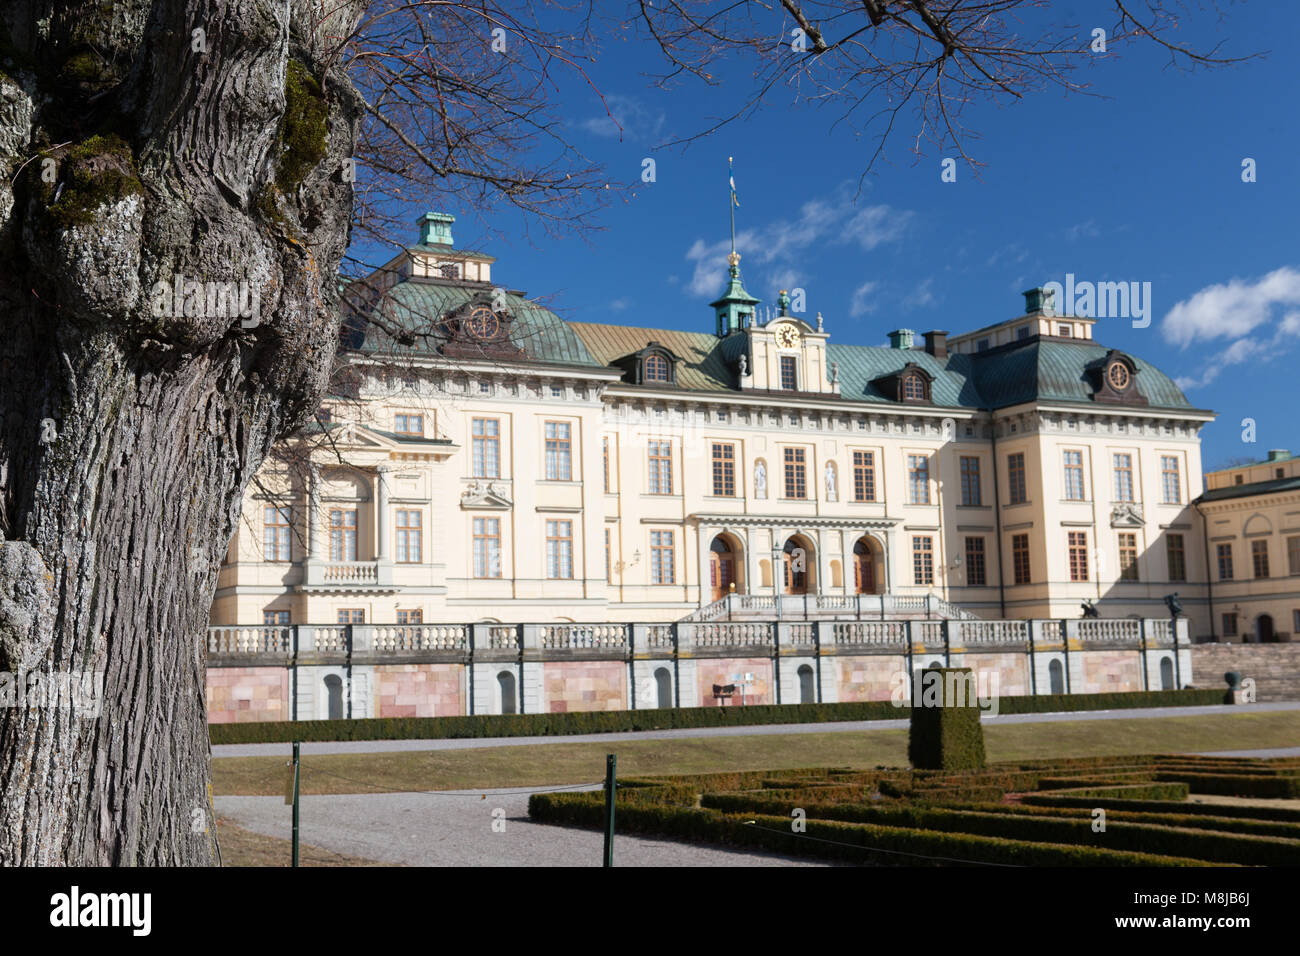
[209,213,1218,639]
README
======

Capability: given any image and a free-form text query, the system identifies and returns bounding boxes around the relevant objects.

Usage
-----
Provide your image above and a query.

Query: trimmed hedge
[939,802,1300,841]
[694,795,1297,866]
[907,668,987,770]
[208,687,1225,744]
[529,793,1212,866]
[1154,772,1300,799]
[1022,793,1300,823]
[1041,782,1190,801]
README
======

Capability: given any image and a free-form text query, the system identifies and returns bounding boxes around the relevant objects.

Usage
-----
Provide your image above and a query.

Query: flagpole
[729,156,736,256]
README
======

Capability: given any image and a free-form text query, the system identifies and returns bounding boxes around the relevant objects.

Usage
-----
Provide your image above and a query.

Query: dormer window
[780,355,798,390]
[873,362,933,404]
[902,375,926,401]
[644,353,670,382]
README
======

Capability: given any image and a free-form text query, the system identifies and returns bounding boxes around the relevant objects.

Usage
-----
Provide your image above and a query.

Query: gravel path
[212,701,1300,758]
[215,789,832,867]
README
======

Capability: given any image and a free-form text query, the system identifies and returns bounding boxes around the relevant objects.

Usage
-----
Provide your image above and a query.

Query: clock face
[465,306,500,340]
[1106,361,1131,391]
[775,325,799,349]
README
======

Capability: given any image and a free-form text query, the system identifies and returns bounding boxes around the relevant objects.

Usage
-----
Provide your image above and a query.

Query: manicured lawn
[216,817,393,867]
[213,709,1300,796]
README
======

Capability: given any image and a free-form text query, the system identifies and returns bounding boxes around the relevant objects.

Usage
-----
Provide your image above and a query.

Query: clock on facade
[465,306,500,340]
[1106,360,1131,391]
[775,325,800,349]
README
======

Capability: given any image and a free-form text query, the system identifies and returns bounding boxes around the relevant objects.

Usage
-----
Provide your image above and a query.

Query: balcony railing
[369,624,467,652]
[207,626,292,655]
[540,624,629,650]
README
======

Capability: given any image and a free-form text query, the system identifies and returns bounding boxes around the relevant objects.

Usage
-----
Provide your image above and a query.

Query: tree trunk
[0,0,362,864]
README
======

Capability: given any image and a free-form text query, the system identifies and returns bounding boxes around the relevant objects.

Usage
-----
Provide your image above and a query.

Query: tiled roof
[568,322,745,391]
[1196,475,1300,503]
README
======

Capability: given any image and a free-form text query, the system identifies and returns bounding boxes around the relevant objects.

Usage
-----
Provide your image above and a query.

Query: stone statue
[817,312,824,332]
[825,462,837,499]
[738,353,748,377]
[831,361,839,385]
[754,461,767,499]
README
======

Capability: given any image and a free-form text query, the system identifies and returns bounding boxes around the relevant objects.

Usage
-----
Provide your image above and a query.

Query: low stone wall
[207,667,289,723]
[1189,643,1300,702]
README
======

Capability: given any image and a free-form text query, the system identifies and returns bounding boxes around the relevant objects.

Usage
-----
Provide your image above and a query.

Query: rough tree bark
[0,0,363,864]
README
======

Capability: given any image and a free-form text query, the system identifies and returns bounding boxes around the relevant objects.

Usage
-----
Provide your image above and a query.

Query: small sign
[283,760,296,805]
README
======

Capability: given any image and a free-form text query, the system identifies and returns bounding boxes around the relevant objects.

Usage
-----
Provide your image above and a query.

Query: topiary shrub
[907,666,987,771]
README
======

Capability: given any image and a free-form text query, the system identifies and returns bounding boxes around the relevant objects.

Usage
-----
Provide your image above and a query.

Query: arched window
[1048,659,1064,695]
[324,674,344,720]
[797,665,815,704]
[643,353,670,382]
[497,670,517,715]
[655,667,673,709]
[1159,657,1174,690]
[903,374,927,401]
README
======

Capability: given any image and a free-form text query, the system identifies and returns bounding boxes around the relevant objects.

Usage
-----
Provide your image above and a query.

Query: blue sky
[361,4,1299,471]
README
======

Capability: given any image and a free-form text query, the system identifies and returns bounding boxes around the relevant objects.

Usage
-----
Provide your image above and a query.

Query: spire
[710,157,758,338]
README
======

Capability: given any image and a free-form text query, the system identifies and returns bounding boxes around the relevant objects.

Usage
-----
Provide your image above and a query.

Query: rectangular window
[472,418,500,478]
[263,506,292,562]
[1289,536,1300,576]
[328,509,357,562]
[964,537,986,587]
[395,509,422,563]
[912,536,934,586]
[908,454,930,505]
[1167,533,1187,582]
[1012,534,1031,585]
[650,530,675,584]
[396,609,423,625]
[544,421,572,480]
[1118,532,1138,581]
[602,436,610,492]
[1008,453,1027,505]
[545,520,574,579]
[263,609,290,626]
[337,608,365,624]
[1113,453,1134,502]
[1068,532,1090,582]
[1252,539,1270,578]
[711,443,735,497]
[394,413,424,437]
[648,440,674,495]
[779,355,798,390]
[1063,450,1085,501]
[473,517,501,578]
[1217,543,1234,581]
[783,448,807,499]
[959,457,982,506]
[852,451,876,502]
[1223,613,1238,637]
[1161,455,1181,504]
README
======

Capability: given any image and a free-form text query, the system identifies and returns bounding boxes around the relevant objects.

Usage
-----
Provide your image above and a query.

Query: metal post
[291,741,301,868]
[1172,615,1183,690]
[603,753,617,867]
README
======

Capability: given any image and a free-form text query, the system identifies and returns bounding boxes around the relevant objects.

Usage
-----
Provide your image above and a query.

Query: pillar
[375,463,391,560]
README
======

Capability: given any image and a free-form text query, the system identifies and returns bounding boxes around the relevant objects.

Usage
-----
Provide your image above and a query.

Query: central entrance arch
[709,535,738,601]
[852,536,884,595]
[782,535,814,595]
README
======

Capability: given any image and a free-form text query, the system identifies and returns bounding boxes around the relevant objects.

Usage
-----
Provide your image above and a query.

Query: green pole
[292,741,301,868]
[603,753,616,867]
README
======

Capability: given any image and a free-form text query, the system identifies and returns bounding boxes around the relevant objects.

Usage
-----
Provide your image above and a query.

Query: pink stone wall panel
[206,667,289,723]
[544,661,627,713]
[836,656,908,702]
[375,664,463,718]
[697,658,774,706]
[948,652,1031,699]
[1080,651,1143,694]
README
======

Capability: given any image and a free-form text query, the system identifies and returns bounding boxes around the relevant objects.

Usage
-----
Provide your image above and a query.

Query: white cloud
[579,94,666,142]
[609,298,630,312]
[903,277,937,311]
[684,191,912,299]
[1161,266,1300,348]
[1171,304,1300,391]
[849,281,879,318]
[1065,220,1101,241]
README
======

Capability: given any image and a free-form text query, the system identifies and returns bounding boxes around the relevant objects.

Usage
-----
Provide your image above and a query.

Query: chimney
[1022,286,1055,315]
[1267,449,1291,462]
[417,211,456,247]
[887,328,915,350]
[922,330,949,360]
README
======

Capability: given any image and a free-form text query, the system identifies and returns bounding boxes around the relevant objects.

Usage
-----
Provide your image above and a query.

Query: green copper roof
[343,278,601,367]
[1196,475,1300,503]
[826,344,978,408]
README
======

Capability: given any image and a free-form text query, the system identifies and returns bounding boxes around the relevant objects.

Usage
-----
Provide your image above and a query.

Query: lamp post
[1164,592,1183,689]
